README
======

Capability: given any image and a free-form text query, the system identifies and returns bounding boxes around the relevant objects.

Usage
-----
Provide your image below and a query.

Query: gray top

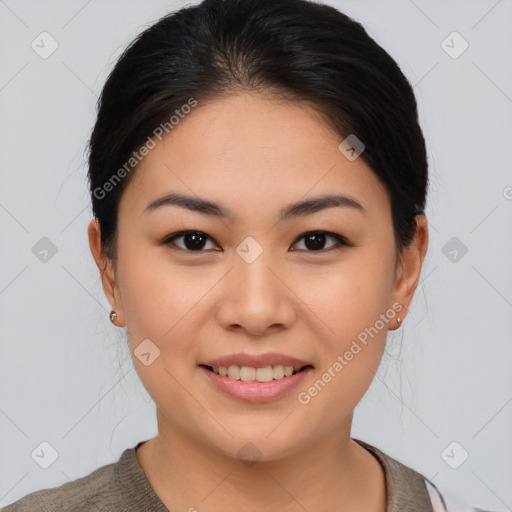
[0,438,461,511]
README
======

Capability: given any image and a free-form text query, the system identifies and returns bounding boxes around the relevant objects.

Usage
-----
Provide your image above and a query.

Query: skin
[88,92,428,512]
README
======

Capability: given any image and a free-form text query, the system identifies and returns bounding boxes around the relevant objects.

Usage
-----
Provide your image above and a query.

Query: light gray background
[1,0,511,509]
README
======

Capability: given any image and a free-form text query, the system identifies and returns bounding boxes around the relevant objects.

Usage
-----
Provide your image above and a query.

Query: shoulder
[424,481,499,512]
[353,438,497,512]
[1,451,126,512]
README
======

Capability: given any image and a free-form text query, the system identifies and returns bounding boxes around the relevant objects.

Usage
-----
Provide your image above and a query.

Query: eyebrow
[143,192,366,221]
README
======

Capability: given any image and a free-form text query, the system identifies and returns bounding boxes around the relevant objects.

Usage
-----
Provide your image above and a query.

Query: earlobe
[87,218,124,325]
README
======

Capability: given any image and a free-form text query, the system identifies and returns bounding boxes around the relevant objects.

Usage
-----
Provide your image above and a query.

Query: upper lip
[200,352,313,369]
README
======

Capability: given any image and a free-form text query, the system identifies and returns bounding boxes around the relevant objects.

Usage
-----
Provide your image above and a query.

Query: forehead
[120,93,391,221]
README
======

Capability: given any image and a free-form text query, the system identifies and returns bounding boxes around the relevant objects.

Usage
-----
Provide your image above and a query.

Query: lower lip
[199,366,313,403]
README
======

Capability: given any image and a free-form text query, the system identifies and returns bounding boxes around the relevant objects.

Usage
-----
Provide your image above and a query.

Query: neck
[136,413,386,512]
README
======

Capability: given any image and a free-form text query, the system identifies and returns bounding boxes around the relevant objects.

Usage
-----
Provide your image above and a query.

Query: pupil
[305,233,325,250]
[185,233,206,250]
[182,233,327,251]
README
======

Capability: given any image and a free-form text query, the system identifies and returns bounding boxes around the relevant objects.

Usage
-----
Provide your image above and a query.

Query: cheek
[294,261,392,424]
[292,248,394,411]
[115,250,206,417]
[115,243,226,372]
[296,248,395,343]
[115,242,192,347]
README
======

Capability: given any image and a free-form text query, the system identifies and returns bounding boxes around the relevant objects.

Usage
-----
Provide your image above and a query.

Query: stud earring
[109,310,118,324]
[396,303,409,328]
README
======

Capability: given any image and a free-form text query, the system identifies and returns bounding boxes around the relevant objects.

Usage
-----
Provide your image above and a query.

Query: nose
[215,252,297,337]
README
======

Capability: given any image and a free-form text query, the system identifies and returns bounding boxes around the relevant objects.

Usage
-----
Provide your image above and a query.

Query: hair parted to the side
[87,0,428,263]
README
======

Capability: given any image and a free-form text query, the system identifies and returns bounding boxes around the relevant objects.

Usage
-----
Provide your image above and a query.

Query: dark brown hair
[87,0,428,262]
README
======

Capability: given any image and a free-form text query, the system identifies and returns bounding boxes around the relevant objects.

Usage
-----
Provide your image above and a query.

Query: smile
[201,364,311,382]
[199,359,314,403]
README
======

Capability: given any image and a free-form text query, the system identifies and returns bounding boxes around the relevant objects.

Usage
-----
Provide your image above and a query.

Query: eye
[290,231,350,252]
[163,230,349,253]
[162,230,220,252]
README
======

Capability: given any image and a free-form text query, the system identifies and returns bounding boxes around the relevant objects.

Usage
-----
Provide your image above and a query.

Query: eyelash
[161,230,351,253]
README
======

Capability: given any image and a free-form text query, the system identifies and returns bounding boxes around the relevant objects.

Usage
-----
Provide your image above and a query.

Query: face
[89,92,427,461]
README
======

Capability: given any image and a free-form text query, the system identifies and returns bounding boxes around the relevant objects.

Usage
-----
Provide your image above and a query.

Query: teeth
[240,366,256,382]
[227,365,240,380]
[256,366,274,382]
[273,364,284,379]
[210,364,302,382]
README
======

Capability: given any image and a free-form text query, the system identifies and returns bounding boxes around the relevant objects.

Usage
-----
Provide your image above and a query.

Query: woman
[2,0,492,510]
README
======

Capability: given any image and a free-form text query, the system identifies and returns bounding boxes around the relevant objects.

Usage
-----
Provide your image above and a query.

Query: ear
[87,218,125,326]
[389,214,429,329]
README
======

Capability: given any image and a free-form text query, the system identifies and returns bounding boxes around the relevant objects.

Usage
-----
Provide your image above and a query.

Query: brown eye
[163,231,219,252]
[162,230,349,253]
[291,231,349,252]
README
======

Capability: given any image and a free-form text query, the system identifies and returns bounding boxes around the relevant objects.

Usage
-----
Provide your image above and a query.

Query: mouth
[198,353,315,402]
[199,364,314,383]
